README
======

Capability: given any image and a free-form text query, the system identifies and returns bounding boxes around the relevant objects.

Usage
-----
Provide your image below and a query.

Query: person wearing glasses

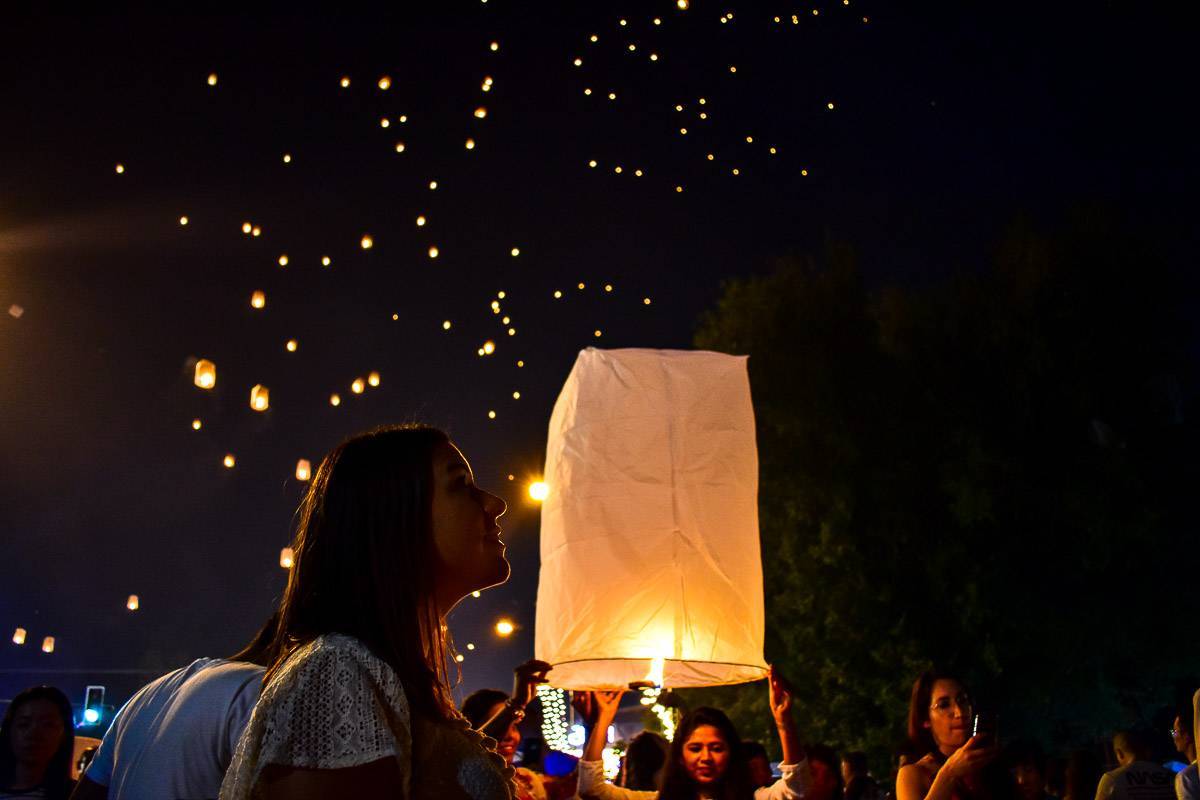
[895,671,1006,800]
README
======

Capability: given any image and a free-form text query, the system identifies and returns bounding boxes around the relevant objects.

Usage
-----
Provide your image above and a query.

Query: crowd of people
[2,425,1197,800]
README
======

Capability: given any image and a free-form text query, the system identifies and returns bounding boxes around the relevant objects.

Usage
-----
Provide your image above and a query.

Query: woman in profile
[0,685,76,800]
[220,424,517,799]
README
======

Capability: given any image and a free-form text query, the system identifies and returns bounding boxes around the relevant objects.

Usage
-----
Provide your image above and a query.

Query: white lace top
[219,633,515,800]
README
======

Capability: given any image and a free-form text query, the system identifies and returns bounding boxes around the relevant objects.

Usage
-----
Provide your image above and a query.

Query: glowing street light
[528,481,549,502]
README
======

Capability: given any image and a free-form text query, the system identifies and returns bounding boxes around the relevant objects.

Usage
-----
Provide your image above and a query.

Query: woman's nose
[484,490,507,518]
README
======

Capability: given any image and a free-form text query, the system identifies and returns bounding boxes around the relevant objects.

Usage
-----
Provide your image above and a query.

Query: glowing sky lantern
[250,384,270,411]
[378,76,391,90]
[329,394,341,407]
[126,594,139,611]
[191,419,202,430]
[361,234,373,249]
[251,226,261,237]
[223,454,236,468]
[351,378,365,394]
[536,348,768,690]
[12,628,26,645]
[465,138,476,150]
[474,106,488,118]
[207,73,218,86]
[194,359,216,389]
[482,340,496,355]
[495,619,515,637]
[115,163,125,174]
[179,216,189,226]
[280,547,295,569]
[510,247,520,257]
[428,246,439,258]
[42,636,55,653]
[286,339,298,352]
[367,371,381,387]
[295,459,311,481]
[416,215,426,226]
[278,254,288,266]
[442,320,452,330]
[340,76,350,88]
[322,256,331,266]
[242,222,252,234]
[395,142,406,153]
[250,290,265,309]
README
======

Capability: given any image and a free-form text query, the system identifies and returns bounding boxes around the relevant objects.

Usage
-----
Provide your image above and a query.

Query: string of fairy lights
[7,11,865,756]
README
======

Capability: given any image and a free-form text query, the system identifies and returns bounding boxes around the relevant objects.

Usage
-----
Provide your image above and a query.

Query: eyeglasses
[929,694,972,715]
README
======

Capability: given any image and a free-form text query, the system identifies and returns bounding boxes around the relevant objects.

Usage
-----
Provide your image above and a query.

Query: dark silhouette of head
[0,686,75,800]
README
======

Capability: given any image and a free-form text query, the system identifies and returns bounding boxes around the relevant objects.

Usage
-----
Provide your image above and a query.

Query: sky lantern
[361,234,373,249]
[367,371,381,387]
[474,106,488,118]
[378,76,391,90]
[278,254,289,266]
[428,246,439,258]
[340,76,350,88]
[285,339,298,352]
[536,348,768,690]
[12,628,26,645]
[295,459,311,481]
[126,594,139,611]
[179,216,189,226]
[223,454,236,468]
[250,291,265,309]
[192,419,202,430]
[42,637,55,653]
[280,547,294,569]
[495,619,515,637]
[207,73,218,86]
[115,163,125,174]
[194,359,216,389]
[250,384,270,411]
[351,378,365,394]
[329,394,341,407]
[322,256,332,266]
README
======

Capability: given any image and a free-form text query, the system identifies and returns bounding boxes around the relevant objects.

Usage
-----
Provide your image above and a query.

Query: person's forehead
[687,725,726,742]
[931,679,962,697]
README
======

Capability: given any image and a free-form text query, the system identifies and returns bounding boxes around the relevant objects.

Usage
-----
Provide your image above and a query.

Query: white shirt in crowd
[1177,763,1198,800]
[1095,761,1177,800]
[85,657,263,799]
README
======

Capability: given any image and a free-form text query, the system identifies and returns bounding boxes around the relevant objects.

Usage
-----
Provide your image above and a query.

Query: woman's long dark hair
[265,424,459,719]
[659,706,754,800]
[907,670,967,758]
[0,685,75,799]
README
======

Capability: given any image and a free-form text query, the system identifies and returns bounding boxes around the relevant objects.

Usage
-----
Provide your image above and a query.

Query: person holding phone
[895,671,1009,800]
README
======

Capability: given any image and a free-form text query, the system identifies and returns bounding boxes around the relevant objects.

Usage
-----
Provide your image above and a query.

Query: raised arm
[769,665,803,765]
[477,659,552,740]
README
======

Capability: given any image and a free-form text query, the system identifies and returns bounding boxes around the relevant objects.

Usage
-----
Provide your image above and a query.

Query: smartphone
[972,712,998,745]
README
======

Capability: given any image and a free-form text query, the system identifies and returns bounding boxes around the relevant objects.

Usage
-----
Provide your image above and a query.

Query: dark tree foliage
[683,211,1197,776]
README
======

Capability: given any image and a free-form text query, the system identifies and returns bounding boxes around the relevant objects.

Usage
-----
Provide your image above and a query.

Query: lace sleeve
[220,636,412,799]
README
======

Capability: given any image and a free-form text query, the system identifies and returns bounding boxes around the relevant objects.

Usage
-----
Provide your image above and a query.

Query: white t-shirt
[1096,761,1177,800]
[1176,763,1198,800]
[86,657,263,799]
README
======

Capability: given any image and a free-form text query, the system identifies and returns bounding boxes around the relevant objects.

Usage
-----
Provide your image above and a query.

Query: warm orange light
[179,216,189,226]
[12,628,26,645]
[428,246,439,258]
[250,291,265,309]
[42,636,55,653]
[191,418,202,430]
[528,481,548,501]
[510,247,520,257]
[278,254,289,266]
[378,76,391,90]
[368,371,381,387]
[351,378,365,395]
[207,73,218,86]
[280,547,295,568]
[250,384,270,411]
[242,222,252,234]
[194,359,216,389]
[340,76,351,88]
[329,394,341,407]
[465,138,476,150]
[286,339,298,352]
[416,215,426,226]
[474,106,488,118]
[295,459,311,481]
[127,594,139,611]
[115,163,125,174]
[482,340,496,355]
[495,619,515,636]
[361,235,373,249]
[322,256,332,266]
[223,454,236,468]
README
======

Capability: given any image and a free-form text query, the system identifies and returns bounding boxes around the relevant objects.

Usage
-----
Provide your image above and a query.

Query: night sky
[1,4,1192,712]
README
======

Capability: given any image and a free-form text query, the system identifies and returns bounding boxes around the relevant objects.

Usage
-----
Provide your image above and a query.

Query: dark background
[1,1,1194,734]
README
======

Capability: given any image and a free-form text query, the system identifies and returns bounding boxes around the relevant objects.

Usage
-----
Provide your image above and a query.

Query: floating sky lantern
[207,73,218,86]
[115,163,125,174]
[250,291,265,309]
[251,226,261,237]
[322,256,332,266]
[286,339,298,352]
[179,216,189,226]
[127,594,139,611]
[194,359,216,389]
[282,153,292,163]
[42,637,55,653]
[474,106,488,118]
[242,222,252,234]
[442,320,452,330]
[329,394,341,407]
[191,419,202,430]
[488,410,496,419]
[395,142,406,153]
[12,628,26,645]
[378,76,391,90]
[280,547,294,569]
[429,180,438,190]
[361,235,373,249]
[368,371,381,387]
[428,246,439,258]
[340,76,350,88]
[295,459,311,481]
[495,619,515,637]
[510,247,520,257]
[250,384,269,411]
[223,454,236,468]
[416,215,426,226]
[278,254,288,266]
[535,348,768,690]
[351,378,365,394]
[482,340,496,355]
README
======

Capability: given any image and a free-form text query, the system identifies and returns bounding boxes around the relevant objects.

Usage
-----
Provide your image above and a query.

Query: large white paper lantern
[535,347,768,690]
